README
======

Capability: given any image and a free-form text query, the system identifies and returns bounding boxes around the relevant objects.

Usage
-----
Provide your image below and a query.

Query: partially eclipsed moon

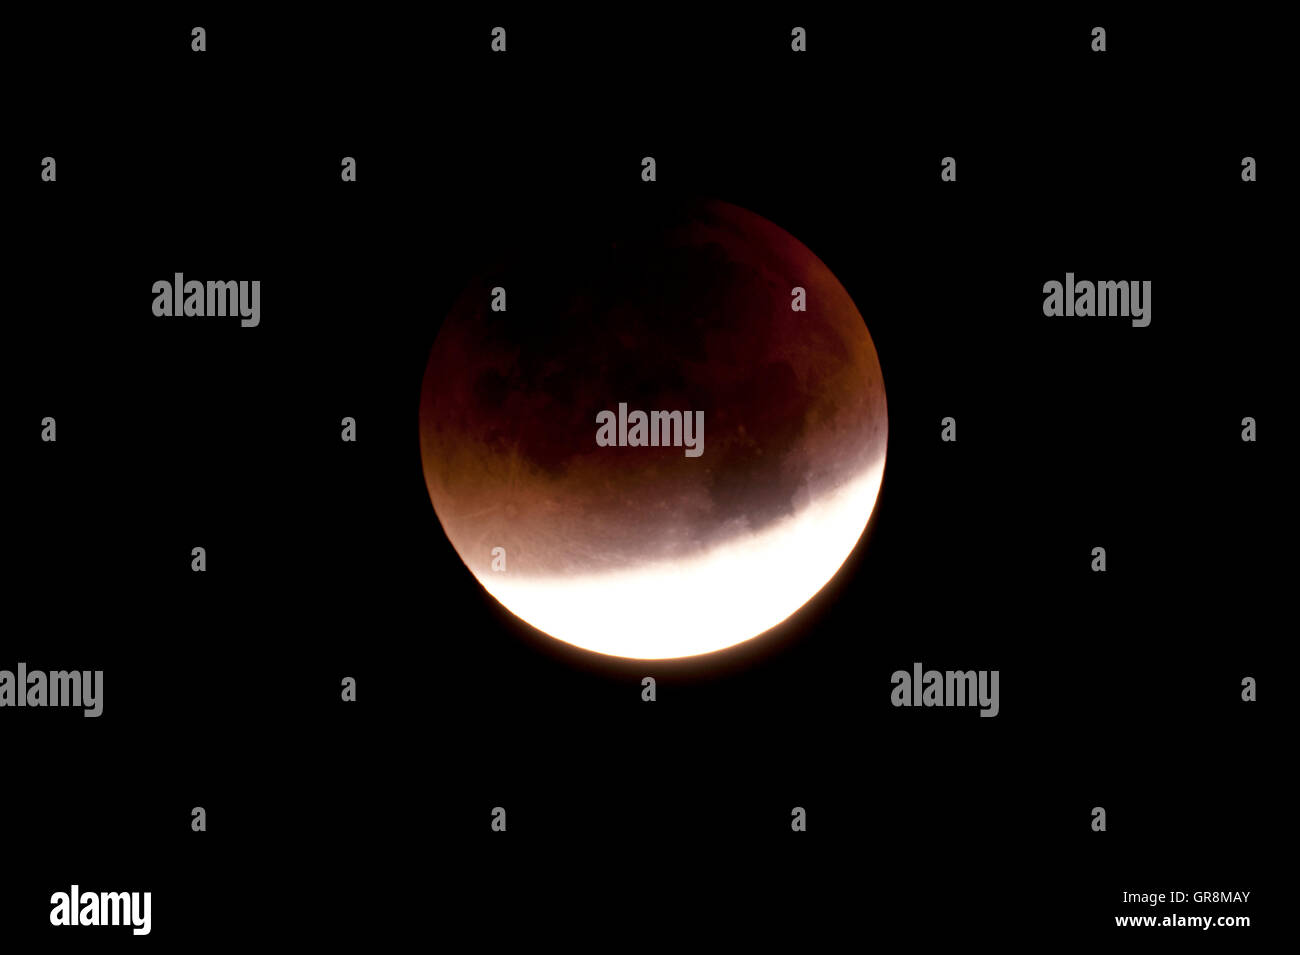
[419,198,887,659]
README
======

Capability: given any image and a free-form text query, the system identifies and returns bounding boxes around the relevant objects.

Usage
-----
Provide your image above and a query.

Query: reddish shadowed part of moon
[419,198,887,660]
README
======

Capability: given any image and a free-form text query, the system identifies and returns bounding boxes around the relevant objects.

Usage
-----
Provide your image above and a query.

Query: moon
[419,198,887,660]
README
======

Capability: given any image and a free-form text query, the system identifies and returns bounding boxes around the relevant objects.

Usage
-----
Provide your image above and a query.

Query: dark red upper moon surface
[419,198,887,659]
